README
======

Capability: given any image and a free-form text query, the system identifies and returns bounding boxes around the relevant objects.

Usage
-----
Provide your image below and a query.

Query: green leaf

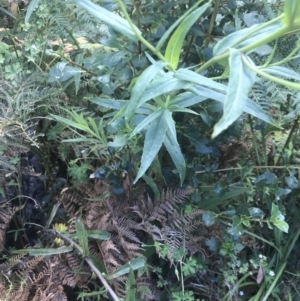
[107,257,146,280]
[174,68,227,92]
[164,128,186,186]
[213,23,282,57]
[0,7,16,20]
[12,246,73,256]
[156,0,206,51]
[73,0,140,41]
[202,211,216,226]
[212,50,256,138]
[129,109,163,138]
[228,215,244,236]
[125,269,137,301]
[76,219,89,256]
[272,220,289,233]
[262,66,300,81]
[190,84,276,126]
[170,92,206,108]
[25,0,40,23]
[134,110,169,183]
[248,207,265,219]
[48,62,82,83]
[142,174,160,199]
[164,2,211,69]
[138,72,191,107]
[114,61,167,122]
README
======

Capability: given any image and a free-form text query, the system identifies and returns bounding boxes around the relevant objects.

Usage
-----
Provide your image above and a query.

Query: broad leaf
[212,50,256,138]
[164,2,210,69]
[73,0,140,41]
[48,62,82,83]
[134,110,169,183]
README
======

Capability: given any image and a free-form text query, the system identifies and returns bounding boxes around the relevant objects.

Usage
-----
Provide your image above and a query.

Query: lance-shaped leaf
[113,61,167,122]
[262,66,300,81]
[134,110,169,183]
[213,22,282,57]
[107,257,146,280]
[189,85,275,125]
[156,0,207,50]
[165,2,210,69]
[164,128,186,186]
[73,0,140,41]
[25,0,40,23]
[212,50,257,138]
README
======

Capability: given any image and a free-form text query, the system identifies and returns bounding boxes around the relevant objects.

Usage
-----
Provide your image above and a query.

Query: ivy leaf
[48,62,82,83]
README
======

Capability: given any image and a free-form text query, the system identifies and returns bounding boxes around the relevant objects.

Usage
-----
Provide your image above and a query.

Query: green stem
[204,0,220,49]
[116,0,168,65]
[248,115,261,167]
[243,229,281,254]
[261,262,286,301]
[196,16,286,73]
[243,56,300,90]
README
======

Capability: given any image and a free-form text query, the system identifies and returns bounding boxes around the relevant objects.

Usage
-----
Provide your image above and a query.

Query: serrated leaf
[73,0,140,41]
[134,110,169,183]
[165,2,210,69]
[212,50,256,138]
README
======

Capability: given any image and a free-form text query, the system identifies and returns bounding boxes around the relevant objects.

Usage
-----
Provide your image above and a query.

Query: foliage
[2,0,300,300]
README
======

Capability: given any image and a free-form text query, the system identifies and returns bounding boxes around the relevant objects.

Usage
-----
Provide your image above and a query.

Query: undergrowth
[1,0,300,300]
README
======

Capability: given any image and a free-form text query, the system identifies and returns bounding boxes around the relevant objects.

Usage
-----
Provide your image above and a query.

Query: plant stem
[261,262,286,301]
[116,0,168,65]
[54,230,120,301]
